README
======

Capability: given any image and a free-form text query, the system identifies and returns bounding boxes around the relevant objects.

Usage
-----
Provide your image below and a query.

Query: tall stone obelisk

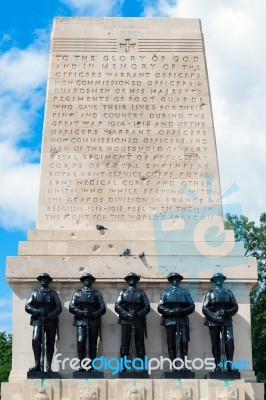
[3,18,263,400]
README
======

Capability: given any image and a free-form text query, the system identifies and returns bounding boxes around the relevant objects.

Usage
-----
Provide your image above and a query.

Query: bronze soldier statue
[202,273,238,371]
[69,273,106,371]
[158,272,195,367]
[115,272,150,366]
[25,273,62,372]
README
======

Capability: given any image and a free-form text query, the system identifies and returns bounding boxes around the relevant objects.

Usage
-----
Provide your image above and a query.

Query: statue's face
[40,277,50,287]
[83,277,93,287]
[170,278,181,287]
[213,276,224,286]
[127,277,138,287]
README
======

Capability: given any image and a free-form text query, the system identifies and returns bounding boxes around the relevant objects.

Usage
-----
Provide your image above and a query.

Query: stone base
[1,378,264,400]
[27,370,61,379]
[205,370,241,380]
[73,370,104,379]
[164,370,196,379]
[118,370,149,379]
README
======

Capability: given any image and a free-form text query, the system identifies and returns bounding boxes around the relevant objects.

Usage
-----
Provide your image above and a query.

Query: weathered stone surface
[4,17,262,398]
[1,379,264,400]
[37,17,222,231]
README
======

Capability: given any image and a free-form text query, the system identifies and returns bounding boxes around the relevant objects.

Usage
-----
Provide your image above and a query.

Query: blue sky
[1,0,266,332]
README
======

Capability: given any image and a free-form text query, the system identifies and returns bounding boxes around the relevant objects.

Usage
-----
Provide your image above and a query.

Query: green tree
[225,213,266,384]
[0,332,12,383]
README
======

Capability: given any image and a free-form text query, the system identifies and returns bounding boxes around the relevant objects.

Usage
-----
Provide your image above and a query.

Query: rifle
[220,296,226,372]
[221,322,226,372]
[85,309,90,370]
[131,319,136,371]
[130,291,136,372]
[175,314,180,370]
[40,316,45,372]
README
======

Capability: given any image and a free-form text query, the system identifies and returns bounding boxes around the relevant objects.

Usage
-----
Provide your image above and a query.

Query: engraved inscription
[38,24,222,228]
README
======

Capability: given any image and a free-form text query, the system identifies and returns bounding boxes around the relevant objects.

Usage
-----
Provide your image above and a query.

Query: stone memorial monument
[2,17,264,400]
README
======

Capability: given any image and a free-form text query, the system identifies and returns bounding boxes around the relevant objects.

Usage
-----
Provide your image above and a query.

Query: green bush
[0,332,12,383]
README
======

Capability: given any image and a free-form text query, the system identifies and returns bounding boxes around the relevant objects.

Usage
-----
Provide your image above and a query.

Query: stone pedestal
[1,379,264,400]
[164,370,196,379]
[27,371,61,380]
[205,371,241,380]
[6,226,258,382]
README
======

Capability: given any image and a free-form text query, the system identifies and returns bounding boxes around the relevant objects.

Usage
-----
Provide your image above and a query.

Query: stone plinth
[6,225,257,381]
[1,379,264,400]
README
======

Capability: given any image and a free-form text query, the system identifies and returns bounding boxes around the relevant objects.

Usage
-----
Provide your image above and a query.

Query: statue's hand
[127,312,134,321]
[174,307,182,316]
[218,309,225,317]
[215,315,223,323]
[83,310,92,318]
[39,308,46,316]
[40,315,47,323]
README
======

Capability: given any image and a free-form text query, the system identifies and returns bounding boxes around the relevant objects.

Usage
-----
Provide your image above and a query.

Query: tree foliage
[0,332,12,383]
[225,213,266,384]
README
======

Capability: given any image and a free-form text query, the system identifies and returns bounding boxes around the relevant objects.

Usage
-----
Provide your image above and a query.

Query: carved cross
[120,38,136,52]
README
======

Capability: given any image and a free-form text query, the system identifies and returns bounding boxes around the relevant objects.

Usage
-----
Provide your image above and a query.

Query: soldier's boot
[77,342,86,371]
[89,349,97,372]
[120,346,129,372]
[225,340,235,372]
[212,347,222,372]
[46,347,54,372]
[180,342,189,371]
[136,349,146,371]
[30,340,42,372]
[168,347,177,371]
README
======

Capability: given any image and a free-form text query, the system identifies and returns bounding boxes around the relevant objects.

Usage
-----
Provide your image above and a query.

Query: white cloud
[0,34,11,46]
[143,0,266,222]
[0,297,12,332]
[60,0,124,16]
[0,144,40,230]
[0,32,48,231]
[0,311,12,321]
[0,298,12,309]
[0,48,47,97]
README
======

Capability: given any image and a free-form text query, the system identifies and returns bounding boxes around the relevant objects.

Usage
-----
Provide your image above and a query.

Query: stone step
[2,378,264,400]
[6,254,257,282]
[28,227,235,242]
[19,239,245,257]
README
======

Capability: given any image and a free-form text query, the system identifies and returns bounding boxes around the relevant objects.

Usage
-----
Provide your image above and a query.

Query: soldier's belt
[83,306,97,311]
[124,306,143,311]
